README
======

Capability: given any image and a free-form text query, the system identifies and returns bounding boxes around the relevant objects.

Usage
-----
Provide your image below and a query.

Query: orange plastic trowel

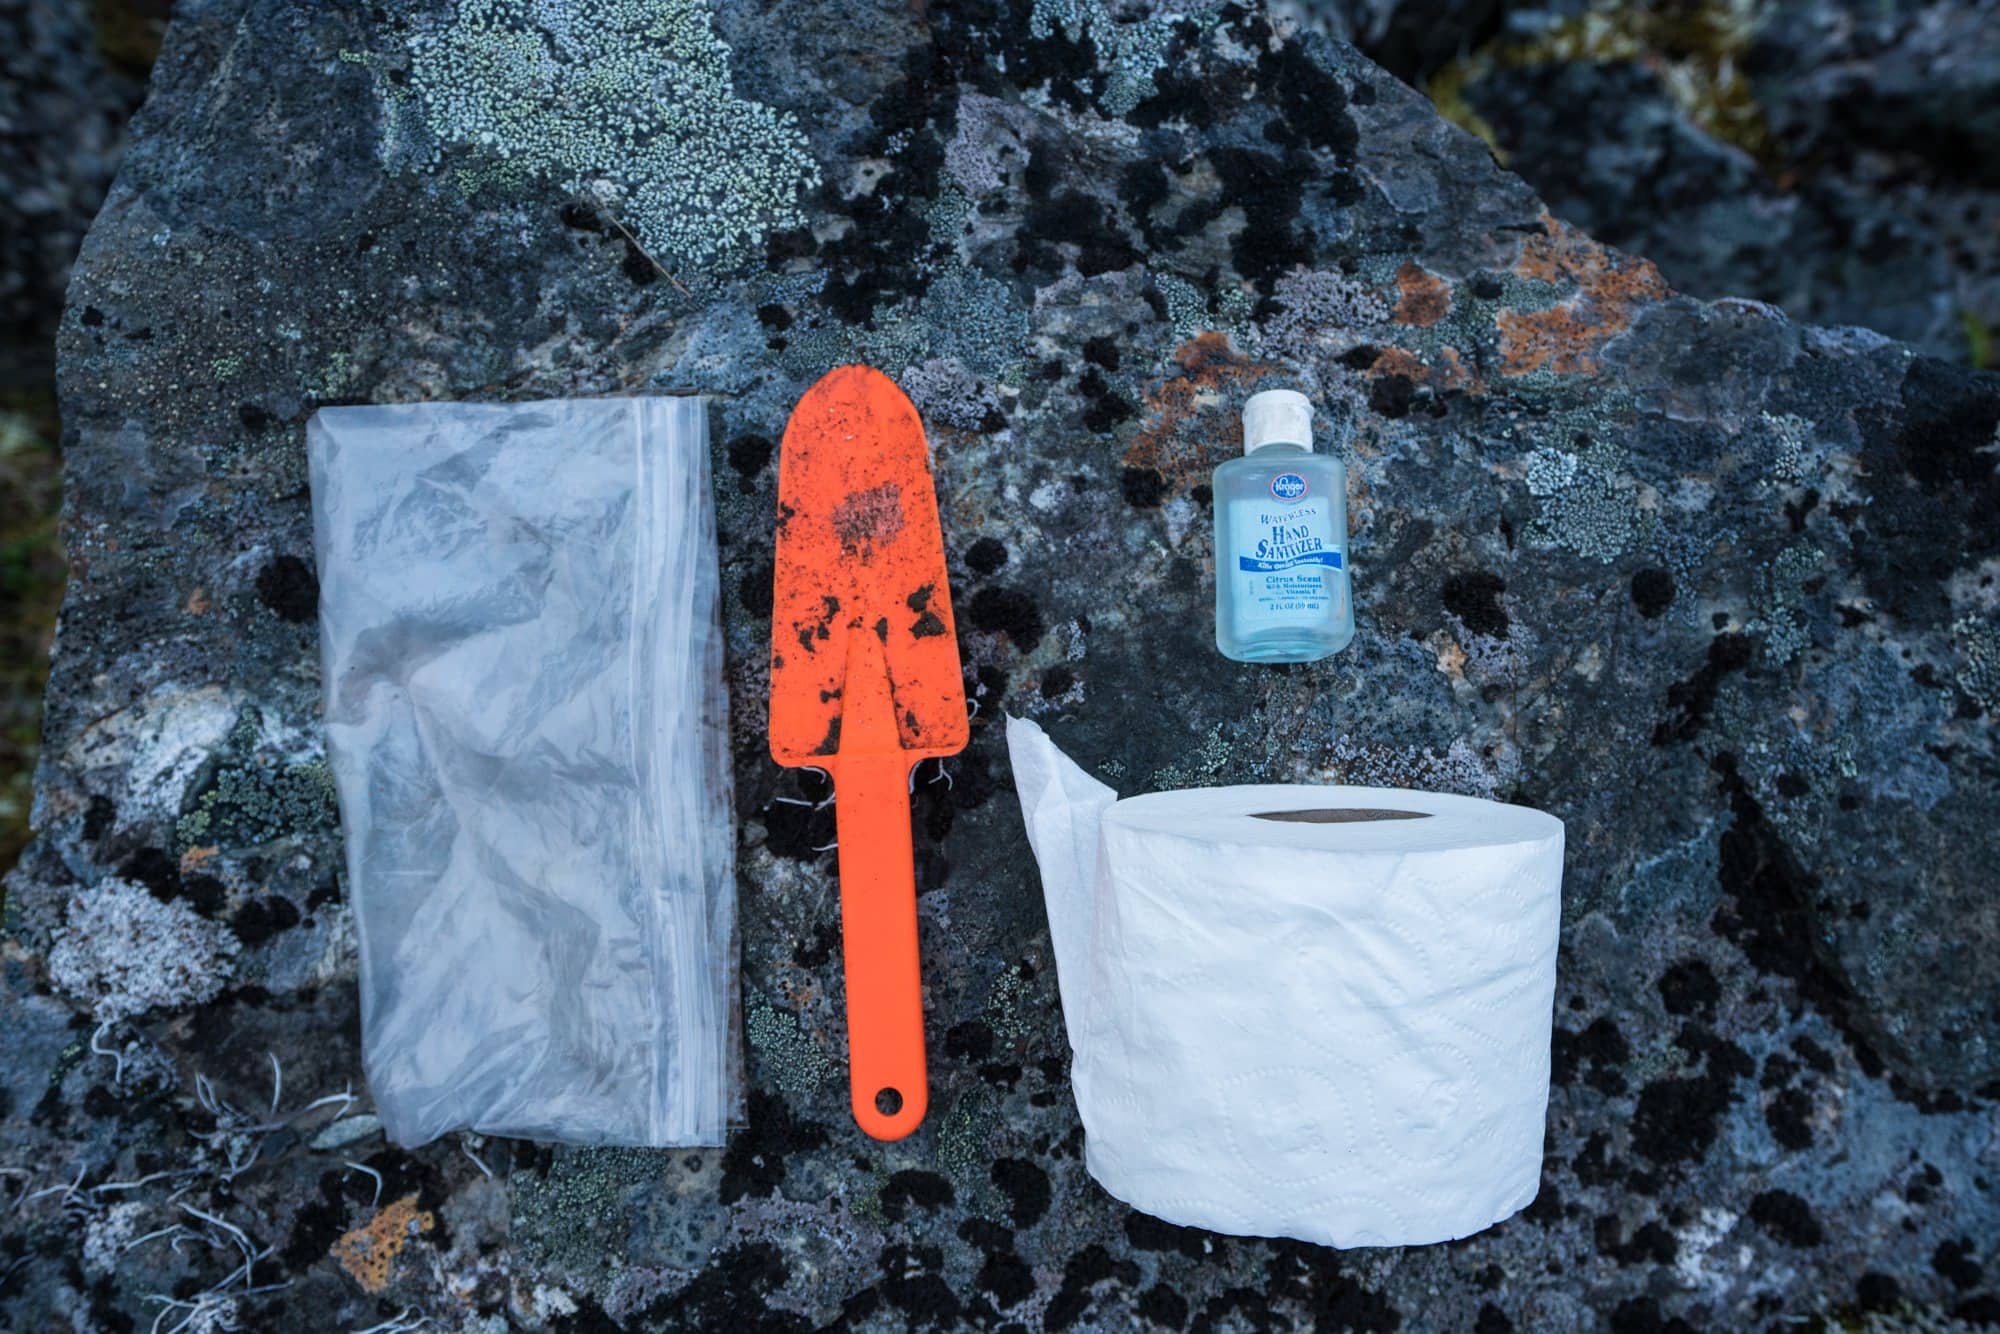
[768,366,969,1140]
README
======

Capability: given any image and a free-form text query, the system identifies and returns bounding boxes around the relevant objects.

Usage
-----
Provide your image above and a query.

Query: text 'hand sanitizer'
[1213,389,1354,663]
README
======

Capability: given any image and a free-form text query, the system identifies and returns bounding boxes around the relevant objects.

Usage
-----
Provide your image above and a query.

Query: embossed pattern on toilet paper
[1007,717,1565,1250]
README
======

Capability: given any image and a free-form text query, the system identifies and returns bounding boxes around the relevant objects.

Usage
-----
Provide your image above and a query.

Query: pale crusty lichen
[1030,0,1186,118]
[47,878,240,1022]
[744,995,829,1097]
[1953,613,2000,714]
[1750,541,1824,665]
[1524,440,1650,562]
[407,0,820,269]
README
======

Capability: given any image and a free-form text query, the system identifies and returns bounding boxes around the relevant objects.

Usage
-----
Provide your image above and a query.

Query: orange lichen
[334,1194,433,1294]
[1497,215,1669,376]
[1392,262,1452,328]
[1124,333,1279,493]
[1365,344,1481,395]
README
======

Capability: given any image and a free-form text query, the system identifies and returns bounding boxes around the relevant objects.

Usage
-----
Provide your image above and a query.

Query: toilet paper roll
[1006,717,1564,1249]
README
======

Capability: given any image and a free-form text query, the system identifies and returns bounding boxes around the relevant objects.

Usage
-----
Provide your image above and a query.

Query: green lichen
[933,1094,998,1212]
[744,996,829,1097]
[176,711,337,853]
[406,0,820,270]
[512,1146,679,1269]
[983,963,1036,1047]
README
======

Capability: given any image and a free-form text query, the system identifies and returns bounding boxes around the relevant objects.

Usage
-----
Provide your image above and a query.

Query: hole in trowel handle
[875,1087,904,1116]
[1250,808,1433,823]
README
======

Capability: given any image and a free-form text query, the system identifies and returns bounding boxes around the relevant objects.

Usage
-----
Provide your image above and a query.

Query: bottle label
[1229,494,1342,624]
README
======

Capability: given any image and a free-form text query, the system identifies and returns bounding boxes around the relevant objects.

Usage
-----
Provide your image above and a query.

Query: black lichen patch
[256,555,319,624]
[1554,1016,1631,1095]
[1631,567,1675,618]
[762,771,835,863]
[1209,147,1318,293]
[1370,372,1417,419]
[875,1242,962,1328]
[1657,959,1720,1017]
[82,793,116,842]
[1709,754,1879,1068]
[641,1242,807,1333]
[968,586,1044,649]
[1852,358,2000,623]
[1747,1189,1824,1247]
[964,537,1009,575]
[879,1168,954,1222]
[1121,466,1166,508]
[180,873,227,917]
[278,1170,356,1274]
[1123,1209,1209,1259]
[727,433,774,480]
[990,1157,1051,1229]
[1764,1085,1814,1150]
[1040,664,1075,699]
[1045,1244,1139,1332]
[1855,1272,1902,1313]
[1595,1215,1677,1264]
[1019,189,1141,278]
[1260,1240,1405,1330]
[719,1089,830,1204]
[1630,1028,1753,1166]
[121,845,181,901]
[1934,1237,1984,1290]
[1651,633,1754,745]
[1607,1294,1696,1333]
[977,1248,1034,1309]
[230,894,301,947]
[1442,570,1509,638]
[1252,37,1360,156]
[740,559,775,616]
[1079,367,1136,432]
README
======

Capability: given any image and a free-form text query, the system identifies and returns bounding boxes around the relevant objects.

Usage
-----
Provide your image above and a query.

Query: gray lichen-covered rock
[4,1,1999,1329]
[1292,0,2000,364]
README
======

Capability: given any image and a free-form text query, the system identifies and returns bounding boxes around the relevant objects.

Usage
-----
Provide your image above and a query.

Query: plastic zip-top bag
[308,398,740,1147]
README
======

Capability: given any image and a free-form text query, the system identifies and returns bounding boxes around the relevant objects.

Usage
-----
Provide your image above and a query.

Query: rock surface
[5,1,2000,1329]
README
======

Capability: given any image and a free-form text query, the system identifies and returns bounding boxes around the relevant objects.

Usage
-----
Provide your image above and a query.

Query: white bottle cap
[1242,389,1313,453]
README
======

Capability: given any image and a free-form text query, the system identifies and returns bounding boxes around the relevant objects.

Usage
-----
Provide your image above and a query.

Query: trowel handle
[832,751,929,1140]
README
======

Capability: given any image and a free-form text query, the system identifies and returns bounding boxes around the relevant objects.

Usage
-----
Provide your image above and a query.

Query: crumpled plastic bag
[308,398,740,1147]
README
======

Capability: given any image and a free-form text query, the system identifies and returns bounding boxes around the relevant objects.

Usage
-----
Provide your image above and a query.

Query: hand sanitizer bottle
[1214,389,1354,663]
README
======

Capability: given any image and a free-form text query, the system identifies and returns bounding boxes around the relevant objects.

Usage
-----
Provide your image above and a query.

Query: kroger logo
[1270,472,1308,501]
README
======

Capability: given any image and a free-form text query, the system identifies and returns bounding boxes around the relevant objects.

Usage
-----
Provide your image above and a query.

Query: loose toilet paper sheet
[1006,717,1564,1249]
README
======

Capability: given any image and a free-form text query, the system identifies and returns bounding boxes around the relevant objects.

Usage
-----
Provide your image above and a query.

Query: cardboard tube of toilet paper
[1006,716,1564,1249]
